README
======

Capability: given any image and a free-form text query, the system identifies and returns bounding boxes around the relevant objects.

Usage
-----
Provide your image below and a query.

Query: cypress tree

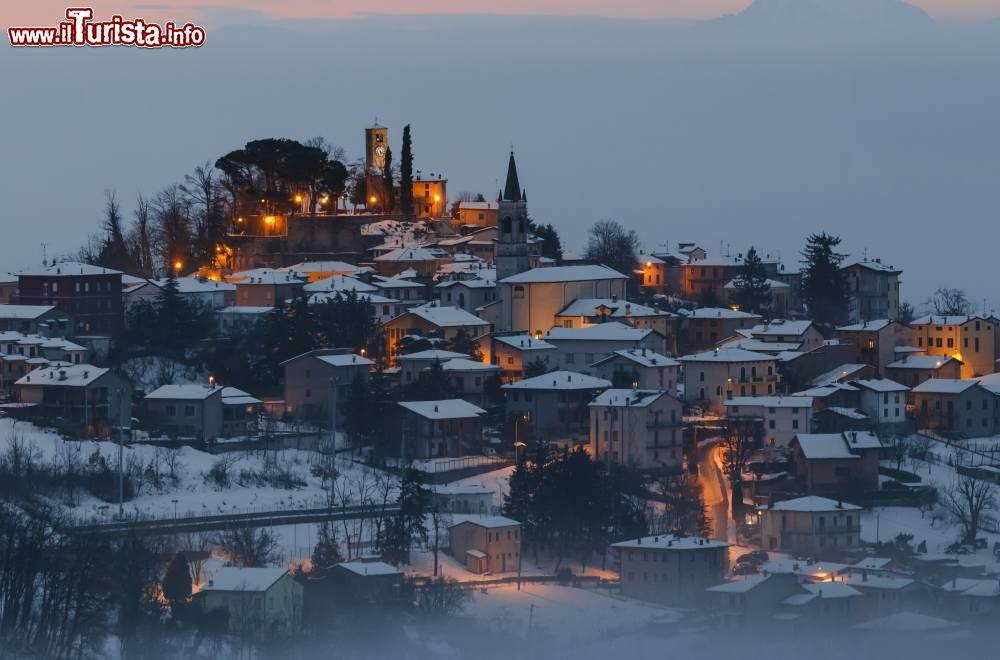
[382,145,395,212]
[399,125,414,217]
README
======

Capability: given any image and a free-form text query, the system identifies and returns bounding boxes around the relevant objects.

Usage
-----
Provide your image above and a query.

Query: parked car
[732,563,759,576]
[735,550,769,566]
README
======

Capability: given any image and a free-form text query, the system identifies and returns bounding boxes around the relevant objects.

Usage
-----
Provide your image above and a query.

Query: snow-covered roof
[839,572,915,591]
[19,261,122,277]
[403,303,488,328]
[837,319,893,332]
[767,496,862,512]
[336,560,401,577]
[374,246,441,262]
[843,259,901,274]
[0,305,58,319]
[911,315,973,327]
[720,338,801,353]
[397,349,469,362]
[680,307,761,320]
[146,384,223,401]
[303,274,379,294]
[489,335,557,351]
[230,268,306,285]
[15,364,109,387]
[911,379,980,395]
[809,364,870,388]
[371,275,424,289]
[458,201,498,211]
[315,354,374,368]
[557,298,669,319]
[221,387,261,406]
[499,265,627,284]
[449,515,520,529]
[217,306,273,314]
[677,347,776,363]
[707,574,772,593]
[851,378,909,393]
[281,260,365,274]
[822,407,869,420]
[397,399,486,420]
[502,371,611,391]
[435,278,494,290]
[545,322,652,343]
[887,356,961,370]
[725,396,813,409]
[794,434,860,460]
[748,320,815,337]
[590,389,669,408]
[593,348,679,369]
[439,358,499,372]
[148,277,235,294]
[784,582,862,604]
[201,567,286,592]
[612,534,727,550]
[723,277,789,290]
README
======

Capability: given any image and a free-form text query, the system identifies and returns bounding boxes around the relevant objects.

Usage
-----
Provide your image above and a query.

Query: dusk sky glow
[4,0,999,26]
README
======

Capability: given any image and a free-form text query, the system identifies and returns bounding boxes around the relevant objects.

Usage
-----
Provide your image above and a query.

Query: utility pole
[329,376,338,454]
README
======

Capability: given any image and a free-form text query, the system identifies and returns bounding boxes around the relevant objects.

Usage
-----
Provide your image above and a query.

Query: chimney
[434,405,439,413]
[637,537,642,545]
[58,370,67,381]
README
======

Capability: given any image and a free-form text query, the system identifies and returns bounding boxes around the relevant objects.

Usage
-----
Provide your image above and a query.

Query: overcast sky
[4,2,1000,312]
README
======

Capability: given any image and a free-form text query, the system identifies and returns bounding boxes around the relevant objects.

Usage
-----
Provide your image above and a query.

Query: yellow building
[412,178,448,218]
[910,314,999,378]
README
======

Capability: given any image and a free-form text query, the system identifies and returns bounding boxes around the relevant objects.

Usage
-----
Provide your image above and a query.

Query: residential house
[678,253,781,301]
[679,307,763,353]
[228,269,306,307]
[553,298,679,354]
[435,278,497,314]
[125,276,235,313]
[448,516,521,574]
[429,484,495,514]
[144,385,224,442]
[477,333,557,382]
[589,389,683,470]
[722,278,792,317]
[439,358,501,406]
[396,349,469,385]
[613,534,728,605]
[760,496,863,556]
[282,350,373,426]
[17,262,124,334]
[457,200,499,228]
[496,265,629,334]
[197,567,303,632]
[678,347,780,414]
[842,259,902,323]
[544,323,665,372]
[222,387,261,438]
[329,559,402,604]
[910,379,1000,437]
[502,371,611,443]
[886,355,962,389]
[591,348,680,392]
[398,399,486,459]
[0,305,74,336]
[0,273,16,304]
[836,320,911,377]
[746,320,825,352]
[280,260,367,283]
[850,379,909,428]
[215,306,271,336]
[938,578,1000,619]
[724,396,814,447]
[14,363,131,438]
[838,570,920,618]
[384,303,489,363]
[910,315,999,378]
[790,432,883,497]
[373,246,448,278]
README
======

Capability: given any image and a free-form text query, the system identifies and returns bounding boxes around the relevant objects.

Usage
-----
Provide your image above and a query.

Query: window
[184,405,195,417]
[792,419,799,430]
[768,419,775,429]
[165,405,176,416]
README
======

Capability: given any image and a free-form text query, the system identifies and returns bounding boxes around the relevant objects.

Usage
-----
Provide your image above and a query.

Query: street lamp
[172,498,179,519]
[173,260,183,276]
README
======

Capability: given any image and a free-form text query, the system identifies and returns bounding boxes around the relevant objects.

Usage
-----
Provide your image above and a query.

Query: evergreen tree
[523,358,549,379]
[382,469,429,565]
[343,373,375,448]
[443,328,483,360]
[731,246,772,315]
[310,522,344,577]
[161,552,193,615]
[97,190,133,272]
[800,232,849,327]
[533,223,564,263]
[399,125,414,217]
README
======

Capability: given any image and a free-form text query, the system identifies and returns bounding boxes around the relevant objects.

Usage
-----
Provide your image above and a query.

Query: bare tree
[428,502,451,578]
[218,525,277,567]
[925,288,973,317]
[722,418,762,516]
[129,193,156,277]
[584,219,640,281]
[942,475,996,544]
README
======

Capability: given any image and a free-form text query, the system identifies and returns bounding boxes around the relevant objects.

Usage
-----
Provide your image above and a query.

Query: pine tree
[731,246,772,315]
[383,468,429,565]
[399,125,414,217]
[311,522,344,576]
[800,232,849,327]
[161,552,192,614]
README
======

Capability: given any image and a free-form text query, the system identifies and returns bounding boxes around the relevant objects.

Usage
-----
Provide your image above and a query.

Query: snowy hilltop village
[0,125,998,659]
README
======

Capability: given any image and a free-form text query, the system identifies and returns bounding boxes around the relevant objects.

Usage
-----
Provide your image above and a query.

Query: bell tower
[495,151,531,281]
[364,125,389,210]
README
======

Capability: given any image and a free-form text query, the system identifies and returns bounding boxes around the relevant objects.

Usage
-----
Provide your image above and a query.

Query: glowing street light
[173,260,183,275]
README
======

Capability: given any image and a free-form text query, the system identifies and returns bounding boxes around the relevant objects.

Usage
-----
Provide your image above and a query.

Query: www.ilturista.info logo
[8,7,206,48]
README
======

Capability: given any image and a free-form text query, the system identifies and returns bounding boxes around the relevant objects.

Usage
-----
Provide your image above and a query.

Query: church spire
[502,151,521,202]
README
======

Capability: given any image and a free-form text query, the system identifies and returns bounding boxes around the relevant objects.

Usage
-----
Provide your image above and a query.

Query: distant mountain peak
[708,0,935,35]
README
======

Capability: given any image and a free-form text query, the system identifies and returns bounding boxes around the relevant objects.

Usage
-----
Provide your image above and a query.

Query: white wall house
[589,388,684,470]
[724,396,814,447]
[496,265,628,334]
[851,379,909,426]
[678,347,780,414]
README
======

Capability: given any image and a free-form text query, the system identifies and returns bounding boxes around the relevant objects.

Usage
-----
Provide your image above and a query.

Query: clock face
[375,146,386,158]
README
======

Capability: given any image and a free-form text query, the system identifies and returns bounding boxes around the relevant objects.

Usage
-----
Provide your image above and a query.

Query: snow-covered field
[0,417,389,524]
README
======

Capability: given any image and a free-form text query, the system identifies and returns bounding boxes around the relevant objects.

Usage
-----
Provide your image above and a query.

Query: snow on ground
[467,581,682,646]
[0,418,390,523]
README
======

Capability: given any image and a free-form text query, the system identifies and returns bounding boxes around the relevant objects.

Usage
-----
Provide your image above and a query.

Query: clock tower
[364,125,389,210]
[495,151,531,282]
